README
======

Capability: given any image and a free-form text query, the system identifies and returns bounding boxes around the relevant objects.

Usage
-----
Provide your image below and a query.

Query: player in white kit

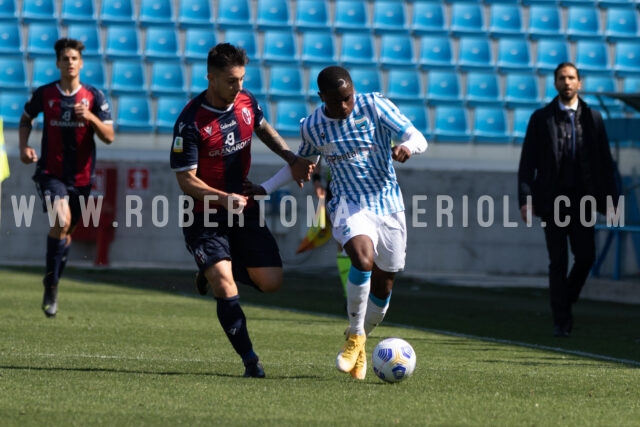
[255,66,428,379]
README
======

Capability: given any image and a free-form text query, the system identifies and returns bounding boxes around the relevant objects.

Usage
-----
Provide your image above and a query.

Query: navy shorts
[184,208,283,273]
[34,175,92,228]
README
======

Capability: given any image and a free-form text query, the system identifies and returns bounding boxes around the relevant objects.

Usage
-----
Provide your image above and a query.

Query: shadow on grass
[5,265,640,365]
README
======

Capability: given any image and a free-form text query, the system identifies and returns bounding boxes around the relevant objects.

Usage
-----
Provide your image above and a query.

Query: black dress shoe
[553,325,570,338]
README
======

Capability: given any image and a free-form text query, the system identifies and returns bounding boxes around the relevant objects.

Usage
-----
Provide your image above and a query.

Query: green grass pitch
[1,266,639,426]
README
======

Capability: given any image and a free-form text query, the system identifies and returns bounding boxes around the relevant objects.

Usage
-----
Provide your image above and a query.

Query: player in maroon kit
[170,43,312,378]
[19,38,115,318]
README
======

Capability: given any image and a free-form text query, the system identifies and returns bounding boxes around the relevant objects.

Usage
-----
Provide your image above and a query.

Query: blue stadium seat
[0,21,23,56]
[457,37,495,72]
[26,23,59,58]
[262,30,298,64]
[300,30,336,65]
[0,57,26,90]
[433,106,471,143]
[21,0,56,22]
[243,63,266,98]
[333,0,369,33]
[223,29,257,58]
[504,73,541,108]
[484,0,520,3]
[496,38,532,72]
[139,0,174,27]
[473,107,511,143]
[150,61,186,96]
[379,34,416,68]
[61,0,96,23]
[598,0,636,7]
[418,35,455,70]
[559,0,599,5]
[622,76,640,113]
[566,6,603,41]
[273,100,308,136]
[188,62,208,96]
[488,4,524,38]
[81,58,106,91]
[256,0,291,30]
[155,96,187,133]
[372,1,407,34]
[31,57,58,88]
[386,69,423,103]
[527,6,562,40]
[216,0,252,29]
[450,3,486,37]
[411,1,447,36]
[348,67,382,94]
[116,95,153,132]
[395,102,429,136]
[177,0,214,28]
[295,0,329,30]
[543,74,556,103]
[465,72,502,107]
[183,28,216,63]
[105,25,141,59]
[0,91,29,128]
[268,65,304,100]
[306,64,324,101]
[66,24,102,58]
[605,7,639,41]
[426,71,462,106]
[575,40,612,75]
[100,0,135,25]
[581,75,623,115]
[144,26,179,60]
[613,41,640,76]
[535,39,570,73]
[110,60,148,95]
[0,0,18,20]
[339,32,376,67]
[512,107,535,144]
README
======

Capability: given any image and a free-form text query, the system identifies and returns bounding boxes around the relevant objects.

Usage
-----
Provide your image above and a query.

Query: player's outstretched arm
[18,114,38,164]
[176,169,247,212]
[253,120,313,184]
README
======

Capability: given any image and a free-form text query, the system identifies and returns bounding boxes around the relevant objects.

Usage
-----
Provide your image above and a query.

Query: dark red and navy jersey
[24,81,113,187]
[170,90,264,213]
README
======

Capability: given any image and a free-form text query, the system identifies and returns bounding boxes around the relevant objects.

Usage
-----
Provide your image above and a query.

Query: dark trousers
[542,208,596,328]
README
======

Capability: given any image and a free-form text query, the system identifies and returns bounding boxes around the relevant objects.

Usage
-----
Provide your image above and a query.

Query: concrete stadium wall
[1,131,638,279]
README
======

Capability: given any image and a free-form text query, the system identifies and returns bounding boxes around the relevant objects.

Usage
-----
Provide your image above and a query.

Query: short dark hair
[317,66,353,93]
[207,43,249,73]
[54,38,85,60]
[554,62,581,81]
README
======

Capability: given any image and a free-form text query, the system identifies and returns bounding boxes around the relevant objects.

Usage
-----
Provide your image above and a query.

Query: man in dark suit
[518,62,619,337]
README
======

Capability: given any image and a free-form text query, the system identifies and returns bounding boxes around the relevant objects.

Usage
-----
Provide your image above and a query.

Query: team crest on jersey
[48,100,55,108]
[81,98,89,107]
[241,107,252,125]
[353,115,368,130]
[172,136,184,153]
[204,126,213,136]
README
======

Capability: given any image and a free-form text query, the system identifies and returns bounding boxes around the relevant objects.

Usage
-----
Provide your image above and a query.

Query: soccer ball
[371,337,416,383]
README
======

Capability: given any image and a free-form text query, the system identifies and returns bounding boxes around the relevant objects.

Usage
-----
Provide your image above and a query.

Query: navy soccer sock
[44,236,66,288]
[215,295,255,362]
[58,237,71,279]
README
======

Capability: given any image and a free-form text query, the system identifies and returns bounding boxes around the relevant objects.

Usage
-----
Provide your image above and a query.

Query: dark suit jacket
[518,96,618,218]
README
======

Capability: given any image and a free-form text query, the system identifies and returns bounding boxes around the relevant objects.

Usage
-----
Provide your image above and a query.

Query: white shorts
[330,203,407,273]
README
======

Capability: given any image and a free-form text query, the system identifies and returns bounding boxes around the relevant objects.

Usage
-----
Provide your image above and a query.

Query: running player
[251,66,428,379]
[170,43,311,378]
[19,38,115,318]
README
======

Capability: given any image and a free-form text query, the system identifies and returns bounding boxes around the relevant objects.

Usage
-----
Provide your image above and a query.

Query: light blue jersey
[299,92,412,216]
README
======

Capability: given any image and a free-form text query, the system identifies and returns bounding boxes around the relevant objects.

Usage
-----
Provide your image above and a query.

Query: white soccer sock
[364,294,390,336]
[346,267,371,336]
